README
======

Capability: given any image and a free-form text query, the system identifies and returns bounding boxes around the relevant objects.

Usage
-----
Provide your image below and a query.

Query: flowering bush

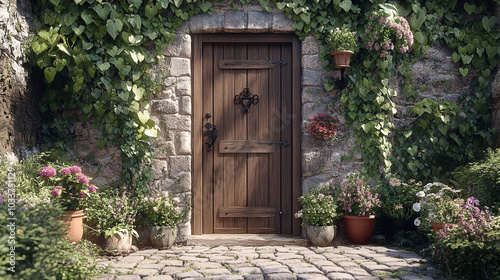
[40,165,97,210]
[337,173,381,216]
[325,27,358,52]
[379,178,422,220]
[295,185,338,226]
[412,182,464,228]
[432,197,500,279]
[84,192,139,239]
[307,113,339,141]
[140,191,189,228]
[364,4,414,58]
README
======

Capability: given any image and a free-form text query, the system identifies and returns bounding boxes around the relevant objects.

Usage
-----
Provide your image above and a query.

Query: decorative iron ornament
[234,87,259,113]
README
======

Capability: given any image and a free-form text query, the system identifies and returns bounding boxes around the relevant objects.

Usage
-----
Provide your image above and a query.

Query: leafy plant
[379,178,422,220]
[0,199,103,279]
[307,113,340,141]
[432,197,500,279]
[84,191,139,238]
[325,27,358,52]
[412,182,464,228]
[295,185,338,226]
[139,191,190,227]
[451,148,500,214]
[337,173,381,216]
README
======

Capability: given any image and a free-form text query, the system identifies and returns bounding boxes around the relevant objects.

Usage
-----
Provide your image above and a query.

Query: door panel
[192,34,301,235]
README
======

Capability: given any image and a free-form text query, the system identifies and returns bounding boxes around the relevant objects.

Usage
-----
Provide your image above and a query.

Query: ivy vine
[31,0,499,192]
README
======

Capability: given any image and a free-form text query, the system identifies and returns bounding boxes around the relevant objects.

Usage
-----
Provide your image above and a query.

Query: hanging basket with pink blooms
[307,113,340,141]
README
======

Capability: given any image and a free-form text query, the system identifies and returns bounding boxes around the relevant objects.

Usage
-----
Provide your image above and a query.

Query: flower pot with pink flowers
[338,173,381,245]
[139,191,190,248]
[40,165,98,242]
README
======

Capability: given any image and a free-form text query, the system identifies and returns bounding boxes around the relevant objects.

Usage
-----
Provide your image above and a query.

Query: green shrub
[451,148,500,214]
[0,200,103,279]
[431,198,500,279]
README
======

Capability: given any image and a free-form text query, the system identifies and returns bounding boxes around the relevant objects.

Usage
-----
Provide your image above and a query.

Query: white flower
[414,218,421,226]
[153,206,158,212]
[295,211,303,218]
[423,183,432,192]
[173,197,180,204]
[163,191,169,197]
[412,203,421,212]
[416,191,425,198]
[318,193,325,199]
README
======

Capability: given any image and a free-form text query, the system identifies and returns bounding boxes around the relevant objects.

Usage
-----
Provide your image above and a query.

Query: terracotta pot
[150,226,177,248]
[430,222,457,234]
[342,214,377,245]
[62,210,84,243]
[105,232,132,253]
[330,50,355,69]
[304,225,335,247]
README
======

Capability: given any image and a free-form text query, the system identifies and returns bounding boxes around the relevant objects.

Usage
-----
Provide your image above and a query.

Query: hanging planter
[330,50,355,69]
[62,209,84,243]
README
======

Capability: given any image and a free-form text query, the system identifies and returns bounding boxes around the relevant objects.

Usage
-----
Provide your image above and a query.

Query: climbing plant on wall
[30,0,499,192]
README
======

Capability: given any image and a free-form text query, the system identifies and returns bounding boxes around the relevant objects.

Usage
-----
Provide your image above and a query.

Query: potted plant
[295,185,338,246]
[364,4,414,59]
[412,182,465,233]
[41,165,97,242]
[85,192,139,253]
[337,173,381,245]
[140,191,190,248]
[307,113,340,141]
[379,178,421,237]
[325,27,358,68]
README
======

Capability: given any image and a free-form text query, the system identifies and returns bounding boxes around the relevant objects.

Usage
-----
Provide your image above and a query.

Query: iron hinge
[264,210,290,216]
[266,61,288,66]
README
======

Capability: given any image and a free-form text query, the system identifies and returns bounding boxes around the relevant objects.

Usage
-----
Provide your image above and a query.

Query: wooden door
[192,34,301,235]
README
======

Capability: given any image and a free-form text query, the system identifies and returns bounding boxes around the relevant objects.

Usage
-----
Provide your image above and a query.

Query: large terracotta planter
[304,225,335,247]
[105,232,132,253]
[150,226,177,248]
[342,214,377,245]
[62,210,84,243]
[330,50,354,69]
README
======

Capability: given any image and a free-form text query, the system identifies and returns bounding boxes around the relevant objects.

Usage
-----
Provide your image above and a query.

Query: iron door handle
[203,113,217,152]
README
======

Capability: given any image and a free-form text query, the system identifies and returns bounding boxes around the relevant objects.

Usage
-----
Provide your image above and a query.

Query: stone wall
[0,0,41,161]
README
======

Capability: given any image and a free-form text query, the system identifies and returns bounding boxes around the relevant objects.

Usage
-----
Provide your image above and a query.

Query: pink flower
[79,192,87,198]
[50,188,61,197]
[87,185,97,193]
[175,206,181,213]
[70,165,82,175]
[76,173,90,185]
[61,167,71,175]
[39,166,56,178]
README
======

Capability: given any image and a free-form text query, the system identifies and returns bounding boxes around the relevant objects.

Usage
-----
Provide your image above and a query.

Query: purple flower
[465,196,480,209]
[87,185,97,193]
[51,188,61,197]
[78,192,87,198]
[76,173,90,185]
[61,167,71,175]
[39,166,56,178]
[70,165,82,175]
[0,194,4,205]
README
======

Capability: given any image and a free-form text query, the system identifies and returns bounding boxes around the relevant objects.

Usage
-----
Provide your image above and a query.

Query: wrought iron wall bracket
[203,113,217,152]
[234,87,259,113]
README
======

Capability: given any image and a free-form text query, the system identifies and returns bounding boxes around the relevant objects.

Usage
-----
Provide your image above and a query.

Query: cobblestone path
[93,244,448,280]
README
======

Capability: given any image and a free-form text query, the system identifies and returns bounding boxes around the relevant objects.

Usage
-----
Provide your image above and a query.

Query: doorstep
[186,234,308,247]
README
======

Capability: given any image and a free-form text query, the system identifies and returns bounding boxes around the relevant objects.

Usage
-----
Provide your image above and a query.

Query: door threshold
[187,234,307,247]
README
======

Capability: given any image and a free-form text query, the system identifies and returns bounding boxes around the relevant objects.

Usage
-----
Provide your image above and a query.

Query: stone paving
[93,244,449,280]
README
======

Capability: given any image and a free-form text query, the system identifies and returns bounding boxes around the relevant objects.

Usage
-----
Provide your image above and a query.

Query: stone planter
[62,210,84,243]
[150,226,177,248]
[304,225,335,246]
[330,50,354,68]
[342,214,377,245]
[105,232,132,253]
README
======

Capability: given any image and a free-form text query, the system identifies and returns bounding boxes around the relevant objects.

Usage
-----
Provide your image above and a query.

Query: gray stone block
[224,11,247,32]
[248,11,271,31]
